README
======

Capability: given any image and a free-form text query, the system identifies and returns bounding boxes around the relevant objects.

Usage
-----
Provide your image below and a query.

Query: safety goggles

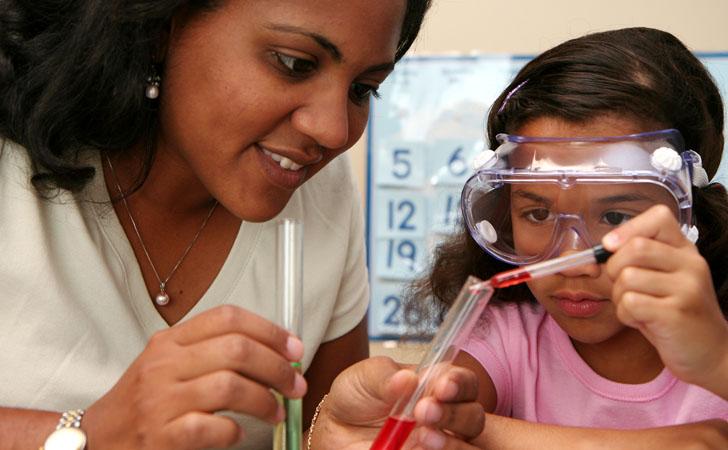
[461,129,701,265]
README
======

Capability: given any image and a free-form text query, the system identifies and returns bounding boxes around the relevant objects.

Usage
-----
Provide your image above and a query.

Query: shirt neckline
[85,150,260,334]
[545,314,678,401]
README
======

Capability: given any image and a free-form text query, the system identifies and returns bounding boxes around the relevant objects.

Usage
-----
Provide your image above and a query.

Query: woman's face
[512,116,676,345]
[158,0,406,221]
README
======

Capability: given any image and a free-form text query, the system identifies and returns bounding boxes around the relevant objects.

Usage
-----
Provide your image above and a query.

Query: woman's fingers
[170,305,302,361]
[177,333,306,397]
[162,412,242,450]
[170,370,285,423]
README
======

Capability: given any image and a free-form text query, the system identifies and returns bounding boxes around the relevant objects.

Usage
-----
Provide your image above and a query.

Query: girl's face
[158,0,406,221]
[512,116,675,344]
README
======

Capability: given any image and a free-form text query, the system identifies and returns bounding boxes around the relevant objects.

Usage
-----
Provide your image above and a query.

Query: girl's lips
[255,145,308,189]
[552,293,608,318]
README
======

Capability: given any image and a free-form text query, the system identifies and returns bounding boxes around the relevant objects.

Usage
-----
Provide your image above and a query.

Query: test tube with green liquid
[274,219,303,450]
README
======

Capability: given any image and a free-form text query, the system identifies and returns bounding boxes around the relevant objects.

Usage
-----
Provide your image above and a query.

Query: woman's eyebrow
[265,24,342,61]
[264,23,395,74]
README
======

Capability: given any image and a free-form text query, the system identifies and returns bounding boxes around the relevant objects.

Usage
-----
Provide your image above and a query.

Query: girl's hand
[310,356,484,450]
[82,305,306,450]
[603,205,728,395]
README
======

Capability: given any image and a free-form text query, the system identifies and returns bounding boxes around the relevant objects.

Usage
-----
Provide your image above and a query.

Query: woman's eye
[602,211,633,226]
[349,82,380,104]
[274,52,316,77]
[523,208,553,223]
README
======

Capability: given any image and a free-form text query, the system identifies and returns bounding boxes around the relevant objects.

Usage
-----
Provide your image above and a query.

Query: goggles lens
[462,129,694,264]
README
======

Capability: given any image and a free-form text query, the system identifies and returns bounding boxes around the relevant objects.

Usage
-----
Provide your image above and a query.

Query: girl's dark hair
[0,0,431,193]
[409,27,728,318]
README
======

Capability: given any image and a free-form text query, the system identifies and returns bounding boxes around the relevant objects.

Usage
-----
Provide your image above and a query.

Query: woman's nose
[290,86,350,150]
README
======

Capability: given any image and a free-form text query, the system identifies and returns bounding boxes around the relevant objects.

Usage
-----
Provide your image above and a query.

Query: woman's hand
[603,205,728,398]
[309,356,484,450]
[82,305,306,449]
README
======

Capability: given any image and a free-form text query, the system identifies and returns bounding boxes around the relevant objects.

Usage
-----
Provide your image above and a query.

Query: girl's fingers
[413,397,484,440]
[431,366,479,403]
[412,426,480,450]
[610,265,691,300]
[177,333,306,398]
[605,236,694,281]
[162,411,242,450]
[613,290,671,329]
[602,204,689,251]
[169,305,302,361]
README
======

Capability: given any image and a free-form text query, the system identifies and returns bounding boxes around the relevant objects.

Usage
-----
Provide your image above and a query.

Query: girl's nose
[554,227,601,277]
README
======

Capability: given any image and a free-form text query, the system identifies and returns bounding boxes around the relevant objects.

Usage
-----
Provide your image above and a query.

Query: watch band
[57,410,86,430]
[39,409,87,450]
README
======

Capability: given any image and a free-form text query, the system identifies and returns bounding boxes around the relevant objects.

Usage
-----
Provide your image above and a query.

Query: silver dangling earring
[145,72,161,99]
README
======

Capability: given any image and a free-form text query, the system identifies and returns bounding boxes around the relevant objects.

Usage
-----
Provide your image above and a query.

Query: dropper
[472,245,612,290]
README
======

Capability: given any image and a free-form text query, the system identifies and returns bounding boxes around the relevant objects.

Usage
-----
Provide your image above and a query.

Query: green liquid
[273,362,302,450]
[284,397,303,450]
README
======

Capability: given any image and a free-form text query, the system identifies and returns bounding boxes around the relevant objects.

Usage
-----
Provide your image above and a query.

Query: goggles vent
[650,147,683,172]
[476,220,498,244]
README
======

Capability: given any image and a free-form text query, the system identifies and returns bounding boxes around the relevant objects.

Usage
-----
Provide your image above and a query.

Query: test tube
[369,276,494,450]
[274,219,303,450]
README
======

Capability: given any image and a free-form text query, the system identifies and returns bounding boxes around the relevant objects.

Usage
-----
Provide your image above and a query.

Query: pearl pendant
[145,85,159,99]
[155,292,170,306]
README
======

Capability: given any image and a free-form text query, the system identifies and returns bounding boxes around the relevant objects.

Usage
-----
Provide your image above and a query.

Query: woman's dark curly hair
[0,0,431,193]
[408,27,728,320]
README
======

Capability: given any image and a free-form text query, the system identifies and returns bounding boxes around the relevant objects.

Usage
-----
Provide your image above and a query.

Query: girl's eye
[273,52,316,77]
[602,211,633,226]
[523,208,553,223]
[349,82,381,105]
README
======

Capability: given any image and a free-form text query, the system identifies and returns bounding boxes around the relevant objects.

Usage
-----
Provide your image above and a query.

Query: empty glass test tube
[369,276,494,450]
[273,219,303,450]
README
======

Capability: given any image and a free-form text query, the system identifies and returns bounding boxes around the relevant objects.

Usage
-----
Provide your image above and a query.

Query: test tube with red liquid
[369,276,494,450]
[370,245,613,450]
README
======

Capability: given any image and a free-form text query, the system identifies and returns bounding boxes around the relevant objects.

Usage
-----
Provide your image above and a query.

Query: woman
[0,1,483,449]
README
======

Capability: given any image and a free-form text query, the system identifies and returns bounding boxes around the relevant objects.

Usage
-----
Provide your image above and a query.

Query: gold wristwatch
[40,409,87,450]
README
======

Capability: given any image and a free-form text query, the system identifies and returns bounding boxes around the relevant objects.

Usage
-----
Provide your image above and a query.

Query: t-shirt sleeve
[460,304,524,416]
[321,163,370,342]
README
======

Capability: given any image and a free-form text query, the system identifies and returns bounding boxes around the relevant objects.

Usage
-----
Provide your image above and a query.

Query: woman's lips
[256,144,308,189]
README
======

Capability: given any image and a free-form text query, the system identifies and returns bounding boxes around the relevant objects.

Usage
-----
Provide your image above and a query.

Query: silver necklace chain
[104,154,218,306]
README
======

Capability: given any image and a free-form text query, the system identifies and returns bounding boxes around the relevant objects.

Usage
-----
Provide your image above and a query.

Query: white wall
[351,0,728,197]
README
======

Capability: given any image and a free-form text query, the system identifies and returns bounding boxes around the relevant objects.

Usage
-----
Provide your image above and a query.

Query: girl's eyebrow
[513,190,552,206]
[596,193,655,204]
[264,23,395,75]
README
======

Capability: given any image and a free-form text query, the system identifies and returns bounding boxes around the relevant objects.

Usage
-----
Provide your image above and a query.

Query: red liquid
[370,416,416,450]
[490,269,531,288]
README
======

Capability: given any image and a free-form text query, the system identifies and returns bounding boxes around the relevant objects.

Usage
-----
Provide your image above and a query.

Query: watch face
[44,427,87,450]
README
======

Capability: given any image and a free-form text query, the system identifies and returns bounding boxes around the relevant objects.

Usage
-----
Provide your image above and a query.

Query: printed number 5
[392,148,412,179]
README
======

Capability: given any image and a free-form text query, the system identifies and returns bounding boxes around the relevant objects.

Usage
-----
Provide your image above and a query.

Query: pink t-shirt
[461,302,728,427]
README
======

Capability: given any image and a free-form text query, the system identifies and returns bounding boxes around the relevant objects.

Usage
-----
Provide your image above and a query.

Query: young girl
[411,27,728,449]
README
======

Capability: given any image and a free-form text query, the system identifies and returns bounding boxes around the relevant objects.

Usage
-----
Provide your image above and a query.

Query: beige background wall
[352,0,728,197]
